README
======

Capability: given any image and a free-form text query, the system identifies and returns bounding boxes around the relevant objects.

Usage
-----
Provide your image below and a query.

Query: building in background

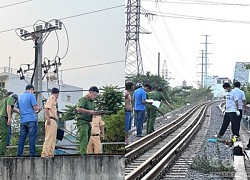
[161,60,169,81]
[0,67,82,112]
[209,76,231,99]
[234,62,250,86]
[182,80,187,87]
[0,67,83,154]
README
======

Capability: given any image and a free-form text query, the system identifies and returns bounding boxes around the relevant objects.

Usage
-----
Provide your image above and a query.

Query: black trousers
[235,109,242,136]
[219,112,238,136]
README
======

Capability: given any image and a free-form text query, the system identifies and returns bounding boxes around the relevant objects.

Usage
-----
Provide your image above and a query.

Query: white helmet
[136,83,143,88]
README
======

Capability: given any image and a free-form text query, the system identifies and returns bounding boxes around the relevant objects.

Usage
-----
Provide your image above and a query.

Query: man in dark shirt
[0,93,19,156]
[76,86,99,155]
[147,88,173,134]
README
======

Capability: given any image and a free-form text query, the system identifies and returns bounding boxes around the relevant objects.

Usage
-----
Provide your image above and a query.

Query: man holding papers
[146,88,173,134]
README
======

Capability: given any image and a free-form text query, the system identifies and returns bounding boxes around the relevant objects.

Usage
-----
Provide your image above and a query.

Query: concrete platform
[233,141,248,180]
[0,155,125,180]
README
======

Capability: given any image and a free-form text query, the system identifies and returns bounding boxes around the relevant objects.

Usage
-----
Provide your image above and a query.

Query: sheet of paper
[152,100,161,108]
[145,99,154,103]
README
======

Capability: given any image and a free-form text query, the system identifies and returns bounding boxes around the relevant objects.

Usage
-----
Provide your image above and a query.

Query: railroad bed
[125,102,211,179]
[126,101,236,180]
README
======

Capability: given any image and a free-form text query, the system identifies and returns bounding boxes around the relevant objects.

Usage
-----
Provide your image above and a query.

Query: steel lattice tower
[125,0,144,76]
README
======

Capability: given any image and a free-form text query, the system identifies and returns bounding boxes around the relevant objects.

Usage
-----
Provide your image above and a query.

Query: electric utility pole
[200,35,212,87]
[16,20,62,106]
[197,50,204,88]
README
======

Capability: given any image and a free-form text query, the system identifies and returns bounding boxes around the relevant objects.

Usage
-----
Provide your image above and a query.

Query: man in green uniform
[75,86,99,155]
[0,93,19,156]
[146,88,173,134]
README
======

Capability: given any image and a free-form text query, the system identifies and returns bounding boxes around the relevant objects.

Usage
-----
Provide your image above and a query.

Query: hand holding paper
[145,99,161,108]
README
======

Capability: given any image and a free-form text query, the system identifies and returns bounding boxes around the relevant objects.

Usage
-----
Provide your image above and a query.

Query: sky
[0,0,124,90]
[138,0,250,87]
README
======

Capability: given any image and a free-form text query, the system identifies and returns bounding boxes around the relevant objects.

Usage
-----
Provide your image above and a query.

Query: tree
[186,87,213,103]
[243,86,250,104]
[62,105,76,121]
[61,85,125,154]
[0,87,8,100]
[96,85,123,114]
[102,109,124,153]
[127,72,169,90]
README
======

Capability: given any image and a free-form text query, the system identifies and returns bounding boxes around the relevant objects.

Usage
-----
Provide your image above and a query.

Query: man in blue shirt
[133,83,151,137]
[17,85,42,157]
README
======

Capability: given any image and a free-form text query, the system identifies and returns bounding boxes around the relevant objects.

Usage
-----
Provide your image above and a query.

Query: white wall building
[0,67,82,128]
[0,67,82,111]
[234,62,250,86]
[209,76,231,99]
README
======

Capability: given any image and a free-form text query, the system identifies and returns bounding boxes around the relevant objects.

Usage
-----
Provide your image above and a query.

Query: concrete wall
[0,155,125,180]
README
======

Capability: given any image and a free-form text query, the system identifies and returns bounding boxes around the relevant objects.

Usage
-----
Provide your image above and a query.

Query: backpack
[233,145,243,156]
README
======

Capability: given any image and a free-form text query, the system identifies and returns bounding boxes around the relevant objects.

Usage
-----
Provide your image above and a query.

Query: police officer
[41,88,60,158]
[76,86,99,155]
[147,88,173,134]
[87,115,105,154]
[0,93,19,156]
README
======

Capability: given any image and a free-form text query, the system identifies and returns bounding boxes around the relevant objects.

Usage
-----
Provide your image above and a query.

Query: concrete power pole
[34,28,43,106]
[16,20,62,107]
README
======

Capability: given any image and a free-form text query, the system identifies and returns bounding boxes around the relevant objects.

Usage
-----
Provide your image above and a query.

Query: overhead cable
[0,4,124,34]
[0,0,32,9]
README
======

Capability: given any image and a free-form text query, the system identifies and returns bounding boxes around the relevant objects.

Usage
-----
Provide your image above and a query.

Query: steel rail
[141,103,210,180]
[125,105,199,154]
[125,104,205,163]
[125,103,211,180]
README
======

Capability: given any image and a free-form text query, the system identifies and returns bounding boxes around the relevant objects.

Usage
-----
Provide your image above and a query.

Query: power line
[61,60,124,72]
[0,4,124,34]
[177,0,250,6]
[143,0,250,6]
[60,4,124,21]
[0,0,32,9]
[149,24,186,80]
[146,10,250,24]
[140,40,158,66]
[5,60,124,79]
[157,6,196,78]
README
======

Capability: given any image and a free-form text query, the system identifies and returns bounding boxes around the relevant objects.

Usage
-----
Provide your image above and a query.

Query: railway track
[125,102,213,180]
[161,105,213,179]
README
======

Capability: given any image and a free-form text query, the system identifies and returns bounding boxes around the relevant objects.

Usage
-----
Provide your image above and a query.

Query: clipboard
[95,110,112,115]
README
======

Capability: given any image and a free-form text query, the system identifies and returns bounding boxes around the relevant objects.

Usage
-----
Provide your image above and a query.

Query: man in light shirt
[41,88,60,158]
[216,83,240,138]
[233,81,246,136]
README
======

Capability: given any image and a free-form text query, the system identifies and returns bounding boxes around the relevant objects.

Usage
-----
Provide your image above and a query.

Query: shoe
[232,135,240,141]
[136,134,144,137]
[214,134,222,138]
